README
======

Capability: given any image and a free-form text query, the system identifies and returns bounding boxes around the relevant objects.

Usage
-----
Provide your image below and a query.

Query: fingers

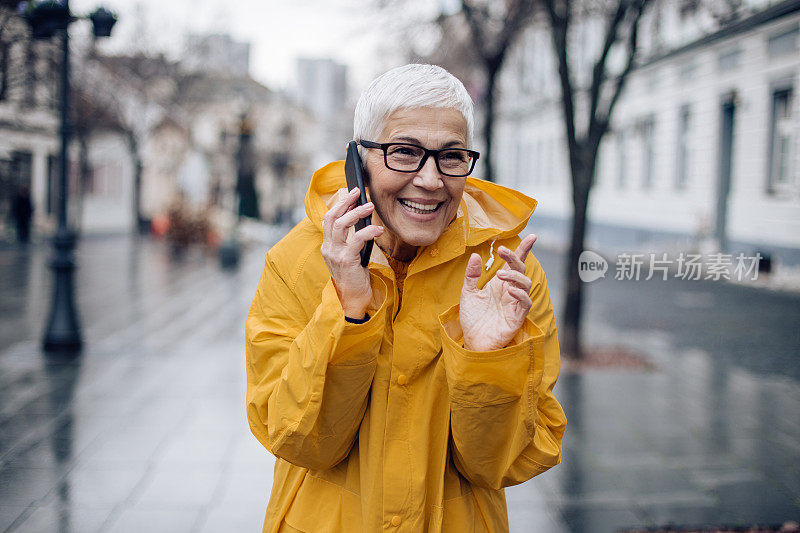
[462,253,483,292]
[333,201,374,234]
[323,188,366,243]
[496,268,532,294]
[498,234,537,273]
[507,285,532,309]
[324,188,360,228]
[515,233,537,260]
[350,223,383,250]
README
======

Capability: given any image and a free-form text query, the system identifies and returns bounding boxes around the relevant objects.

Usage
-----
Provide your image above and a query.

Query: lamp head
[89,7,116,38]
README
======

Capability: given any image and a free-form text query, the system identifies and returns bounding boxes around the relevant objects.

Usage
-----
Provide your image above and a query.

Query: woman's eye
[441,151,466,162]
[389,146,419,157]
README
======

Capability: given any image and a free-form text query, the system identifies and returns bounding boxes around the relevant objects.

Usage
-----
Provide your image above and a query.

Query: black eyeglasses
[359,140,479,178]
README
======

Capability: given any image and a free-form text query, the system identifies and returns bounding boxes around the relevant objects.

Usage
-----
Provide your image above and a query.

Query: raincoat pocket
[283,474,361,533]
[435,491,489,533]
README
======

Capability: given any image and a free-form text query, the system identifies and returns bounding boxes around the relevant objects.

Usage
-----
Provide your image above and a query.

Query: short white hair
[353,64,474,152]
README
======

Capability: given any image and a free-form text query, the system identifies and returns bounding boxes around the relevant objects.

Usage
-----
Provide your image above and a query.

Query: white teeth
[400,199,439,211]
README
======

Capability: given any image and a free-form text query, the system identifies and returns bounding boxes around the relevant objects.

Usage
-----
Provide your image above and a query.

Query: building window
[718,47,741,72]
[679,60,696,83]
[638,116,655,189]
[768,87,795,195]
[676,104,691,189]
[767,25,798,59]
[10,151,33,187]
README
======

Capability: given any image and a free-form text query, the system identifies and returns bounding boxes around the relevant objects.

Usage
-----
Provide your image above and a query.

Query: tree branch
[543,0,577,152]
[461,0,490,62]
[588,1,629,126]
[601,0,649,124]
[494,1,535,63]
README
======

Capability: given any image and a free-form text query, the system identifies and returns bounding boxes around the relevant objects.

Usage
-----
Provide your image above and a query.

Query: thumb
[462,253,483,292]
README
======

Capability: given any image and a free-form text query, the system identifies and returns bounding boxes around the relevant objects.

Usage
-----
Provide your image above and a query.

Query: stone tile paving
[0,235,798,533]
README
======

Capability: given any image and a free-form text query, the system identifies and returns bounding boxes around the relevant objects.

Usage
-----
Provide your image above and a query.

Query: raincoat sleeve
[438,255,566,490]
[246,251,388,471]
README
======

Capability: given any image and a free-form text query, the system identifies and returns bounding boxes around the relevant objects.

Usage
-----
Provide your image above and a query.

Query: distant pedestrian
[11,185,33,244]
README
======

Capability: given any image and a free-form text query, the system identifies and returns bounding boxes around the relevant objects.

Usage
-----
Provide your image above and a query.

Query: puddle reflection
[541,347,800,531]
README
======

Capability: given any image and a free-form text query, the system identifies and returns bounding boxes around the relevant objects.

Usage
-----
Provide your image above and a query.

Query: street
[0,234,798,532]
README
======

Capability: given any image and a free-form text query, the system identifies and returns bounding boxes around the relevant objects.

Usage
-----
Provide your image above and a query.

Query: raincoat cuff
[322,276,388,365]
[438,304,545,404]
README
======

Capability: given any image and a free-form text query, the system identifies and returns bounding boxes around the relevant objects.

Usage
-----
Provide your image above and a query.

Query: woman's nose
[413,156,443,190]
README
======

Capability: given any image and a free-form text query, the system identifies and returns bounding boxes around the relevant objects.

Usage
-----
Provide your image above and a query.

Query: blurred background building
[0,9,60,240]
[0,15,320,241]
[181,33,250,77]
[295,57,351,166]
[495,0,800,266]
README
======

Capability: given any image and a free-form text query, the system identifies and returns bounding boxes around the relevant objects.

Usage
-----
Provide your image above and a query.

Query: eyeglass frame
[358,140,480,178]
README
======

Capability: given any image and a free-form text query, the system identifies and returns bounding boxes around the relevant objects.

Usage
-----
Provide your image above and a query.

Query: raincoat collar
[304,160,538,273]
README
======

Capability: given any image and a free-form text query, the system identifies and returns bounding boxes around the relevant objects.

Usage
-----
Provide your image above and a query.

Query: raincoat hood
[304,160,538,249]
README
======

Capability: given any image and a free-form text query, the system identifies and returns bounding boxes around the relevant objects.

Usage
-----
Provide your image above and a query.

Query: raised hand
[321,188,384,319]
[459,234,537,352]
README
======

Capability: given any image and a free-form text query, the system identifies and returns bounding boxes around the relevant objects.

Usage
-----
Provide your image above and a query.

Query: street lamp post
[218,112,251,269]
[22,0,117,352]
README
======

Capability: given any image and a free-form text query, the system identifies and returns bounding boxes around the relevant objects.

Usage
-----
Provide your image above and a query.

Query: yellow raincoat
[246,161,566,532]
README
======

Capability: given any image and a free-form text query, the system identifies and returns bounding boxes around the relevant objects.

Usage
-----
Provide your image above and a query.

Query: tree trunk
[482,66,498,182]
[562,158,592,359]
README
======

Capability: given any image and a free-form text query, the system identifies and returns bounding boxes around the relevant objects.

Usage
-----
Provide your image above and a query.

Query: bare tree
[74,51,177,232]
[539,0,652,359]
[428,1,536,182]
[458,0,537,182]
[380,0,535,182]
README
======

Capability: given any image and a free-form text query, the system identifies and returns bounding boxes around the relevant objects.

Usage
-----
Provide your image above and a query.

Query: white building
[0,11,60,241]
[295,57,350,165]
[77,130,135,233]
[181,34,251,77]
[495,0,800,267]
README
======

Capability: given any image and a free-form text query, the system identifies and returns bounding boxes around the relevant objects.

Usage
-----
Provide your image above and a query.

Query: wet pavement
[0,234,798,532]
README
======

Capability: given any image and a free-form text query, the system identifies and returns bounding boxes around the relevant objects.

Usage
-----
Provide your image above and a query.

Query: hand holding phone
[320,143,382,320]
[344,141,374,267]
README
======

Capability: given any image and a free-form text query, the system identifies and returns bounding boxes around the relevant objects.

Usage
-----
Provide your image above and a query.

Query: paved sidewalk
[1,238,273,532]
[0,235,798,532]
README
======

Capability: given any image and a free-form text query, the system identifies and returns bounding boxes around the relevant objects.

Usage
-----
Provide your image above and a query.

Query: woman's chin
[394,228,440,248]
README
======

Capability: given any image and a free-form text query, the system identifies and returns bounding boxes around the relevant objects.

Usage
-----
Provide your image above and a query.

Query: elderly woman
[246,64,565,532]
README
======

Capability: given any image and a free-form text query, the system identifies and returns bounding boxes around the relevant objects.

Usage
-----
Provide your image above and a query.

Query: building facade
[295,57,351,165]
[0,10,60,241]
[1,17,320,240]
[495,0,800,267]
[181,34,251,78]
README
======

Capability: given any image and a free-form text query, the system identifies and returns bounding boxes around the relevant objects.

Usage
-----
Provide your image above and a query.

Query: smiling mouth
[398,199,443,214]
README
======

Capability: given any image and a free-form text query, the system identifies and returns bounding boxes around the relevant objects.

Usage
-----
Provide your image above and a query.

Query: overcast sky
[70,0,440,96]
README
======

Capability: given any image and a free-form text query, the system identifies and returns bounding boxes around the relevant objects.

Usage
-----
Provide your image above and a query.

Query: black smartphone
[344,140,374,267]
